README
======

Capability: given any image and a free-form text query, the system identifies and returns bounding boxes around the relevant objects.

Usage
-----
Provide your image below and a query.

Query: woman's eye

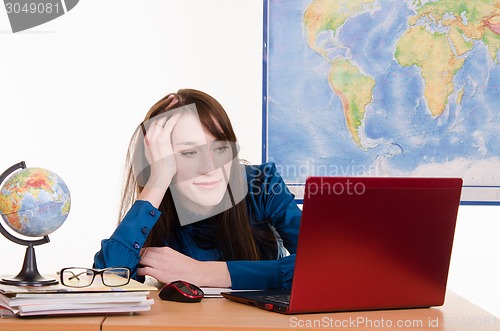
[214,146,230,153]
[213,142,231,153]
[179,150,197,157]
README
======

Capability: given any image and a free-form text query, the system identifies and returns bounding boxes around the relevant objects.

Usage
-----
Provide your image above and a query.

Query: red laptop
[221,176,463,314]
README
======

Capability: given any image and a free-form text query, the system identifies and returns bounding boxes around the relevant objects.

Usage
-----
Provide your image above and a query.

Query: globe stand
[0,161,58,286]
[1,243,58,286]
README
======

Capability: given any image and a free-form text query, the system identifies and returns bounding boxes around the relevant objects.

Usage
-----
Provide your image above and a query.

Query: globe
[0,167,71,237]
[0,162,71,286]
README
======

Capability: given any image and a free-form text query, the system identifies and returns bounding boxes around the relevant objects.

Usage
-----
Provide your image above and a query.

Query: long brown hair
[119,89,277,261]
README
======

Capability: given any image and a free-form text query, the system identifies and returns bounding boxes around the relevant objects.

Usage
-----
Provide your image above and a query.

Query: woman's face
[170,111,233,212]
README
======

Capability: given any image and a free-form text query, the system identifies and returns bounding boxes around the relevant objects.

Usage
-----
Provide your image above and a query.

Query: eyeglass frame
[58,267,132,288]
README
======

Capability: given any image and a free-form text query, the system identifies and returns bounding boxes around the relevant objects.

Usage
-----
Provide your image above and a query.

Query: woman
[94,89,301,290]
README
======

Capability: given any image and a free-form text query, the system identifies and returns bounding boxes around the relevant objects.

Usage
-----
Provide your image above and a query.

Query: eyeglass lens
[60,268,130,287]
[102,268,130,286]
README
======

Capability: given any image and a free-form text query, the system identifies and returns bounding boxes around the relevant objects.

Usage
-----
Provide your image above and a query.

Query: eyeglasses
[58,267,131,288]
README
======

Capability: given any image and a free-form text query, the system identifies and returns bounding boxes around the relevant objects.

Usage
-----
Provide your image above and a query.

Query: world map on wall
[265,0,500,202]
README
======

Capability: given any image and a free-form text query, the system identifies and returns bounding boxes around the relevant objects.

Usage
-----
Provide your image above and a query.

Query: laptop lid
[287,176,462,314]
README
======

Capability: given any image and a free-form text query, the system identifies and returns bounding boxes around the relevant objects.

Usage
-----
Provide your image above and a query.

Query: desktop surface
[1,291,498,331]
[100,291,499,331]
[0,314,104,331]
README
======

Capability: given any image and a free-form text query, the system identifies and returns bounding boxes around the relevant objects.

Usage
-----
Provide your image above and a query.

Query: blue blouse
[93,162,301,290]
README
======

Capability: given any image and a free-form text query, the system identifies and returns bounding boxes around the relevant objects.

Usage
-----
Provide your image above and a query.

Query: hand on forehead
[171,110,212,149]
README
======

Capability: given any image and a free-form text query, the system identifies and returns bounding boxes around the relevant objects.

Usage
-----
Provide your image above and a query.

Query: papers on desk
[200,287,231,298]
[201,287,258,298]
[0,276,156,317]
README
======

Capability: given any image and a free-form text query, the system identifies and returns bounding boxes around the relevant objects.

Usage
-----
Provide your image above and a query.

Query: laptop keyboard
[257,294,290,305]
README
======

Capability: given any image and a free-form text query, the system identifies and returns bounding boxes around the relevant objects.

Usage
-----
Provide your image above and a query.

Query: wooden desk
[0,315,104,331]
[101,291,499,331]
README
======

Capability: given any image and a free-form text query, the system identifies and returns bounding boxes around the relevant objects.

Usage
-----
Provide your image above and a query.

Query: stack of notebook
[0,276,156,317]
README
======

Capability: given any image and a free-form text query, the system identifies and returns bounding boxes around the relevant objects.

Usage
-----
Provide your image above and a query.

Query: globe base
[0,244,58,287]
[0,275,58,287]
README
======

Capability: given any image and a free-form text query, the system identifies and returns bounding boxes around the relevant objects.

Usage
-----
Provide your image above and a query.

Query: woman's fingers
[145,112,182,160]
[162,112,182,136]
[138,247,202,284]
[140,111,183,187]
[139,248,162,266]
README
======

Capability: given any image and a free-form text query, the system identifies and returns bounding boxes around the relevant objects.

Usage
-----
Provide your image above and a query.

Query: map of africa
[265,0,500,202]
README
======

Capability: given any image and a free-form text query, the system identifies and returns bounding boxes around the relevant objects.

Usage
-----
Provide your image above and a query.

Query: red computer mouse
[158,280,204,303]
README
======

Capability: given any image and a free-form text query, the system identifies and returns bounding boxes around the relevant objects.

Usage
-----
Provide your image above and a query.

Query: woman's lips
[194,180,221,189]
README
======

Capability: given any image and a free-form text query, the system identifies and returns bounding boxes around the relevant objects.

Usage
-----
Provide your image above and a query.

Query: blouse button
[141,227,147,234]
[133,243,140,249]
[150,210,156,216]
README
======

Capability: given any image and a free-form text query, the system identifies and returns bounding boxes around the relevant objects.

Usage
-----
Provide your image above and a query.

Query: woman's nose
[198,147,216,174]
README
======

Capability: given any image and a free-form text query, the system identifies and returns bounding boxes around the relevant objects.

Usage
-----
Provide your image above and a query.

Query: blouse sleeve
[227,162,301,290]
[93,200,160,279]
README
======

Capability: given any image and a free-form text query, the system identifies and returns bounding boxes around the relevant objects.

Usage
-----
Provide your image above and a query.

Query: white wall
[0,0,498,318]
